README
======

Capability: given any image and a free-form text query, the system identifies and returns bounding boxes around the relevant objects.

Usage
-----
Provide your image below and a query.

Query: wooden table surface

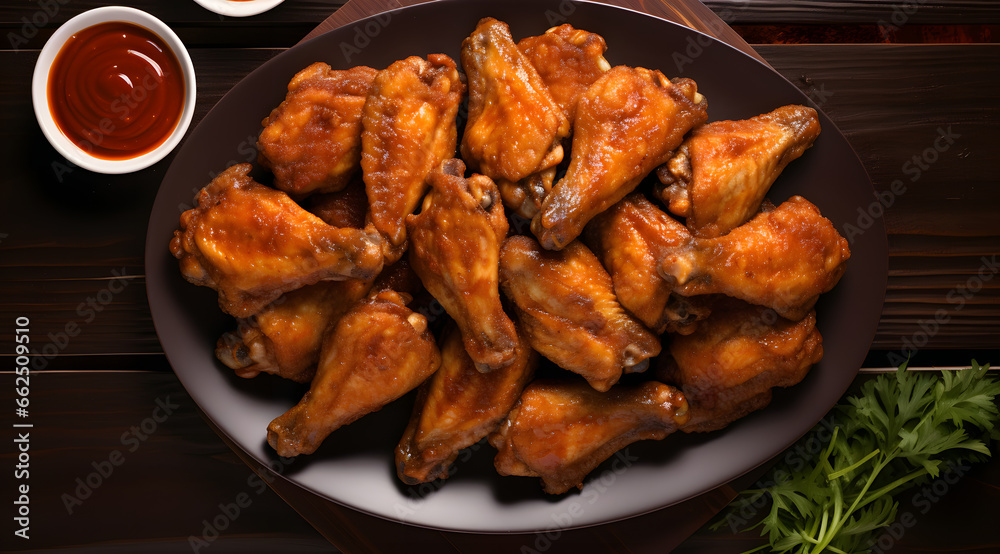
[2,1,998,552]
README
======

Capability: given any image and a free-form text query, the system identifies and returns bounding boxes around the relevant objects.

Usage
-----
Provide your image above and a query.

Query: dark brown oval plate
[145,0,887,533]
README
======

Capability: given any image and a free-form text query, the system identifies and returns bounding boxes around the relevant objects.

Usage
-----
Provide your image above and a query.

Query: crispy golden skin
[660,196,850,321]
[169,164,384,318]
[660,299,823,432]
[586,193,710,334]
[490,379,689,494]
[267,290,441,457]
[215,278,373,383]
[517,24,610,122]
[499,235,660,391]
[362,54,465,259]
[532,67,708,250]
[461,17,571,220]
[257,63,377,197]
[396,324,537,485]
[407,159,518,371]
[657,105,822,237]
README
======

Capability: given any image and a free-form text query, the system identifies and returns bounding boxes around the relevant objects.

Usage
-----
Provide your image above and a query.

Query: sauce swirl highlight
[48,21,185,160]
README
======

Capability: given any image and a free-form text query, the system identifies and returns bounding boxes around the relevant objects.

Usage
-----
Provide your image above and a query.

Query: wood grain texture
[703,0,1000,24]
[0,371,333,552]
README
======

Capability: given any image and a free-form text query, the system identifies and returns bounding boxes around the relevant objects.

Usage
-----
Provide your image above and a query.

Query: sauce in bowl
[47,21,185,160]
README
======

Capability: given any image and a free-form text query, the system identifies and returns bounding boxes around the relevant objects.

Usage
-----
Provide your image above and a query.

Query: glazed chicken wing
[532,66,708,250]
[267,290,441,457]
[660,196,850,321]
[257,63,377,197]
[586,192,710,334]
[396,323,537,484]
[499,235,660,391]
[461,17,571,220]
[490,379,689,494]
[215,278,373,383]
[657,104,821,237]
[407,159,519,371]
[362,54,465,261]
[659,299,822,432]
[169,164,384,318]
[517,23,611,122]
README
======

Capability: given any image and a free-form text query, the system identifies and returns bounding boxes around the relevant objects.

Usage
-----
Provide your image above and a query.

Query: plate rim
[146,0,888,534]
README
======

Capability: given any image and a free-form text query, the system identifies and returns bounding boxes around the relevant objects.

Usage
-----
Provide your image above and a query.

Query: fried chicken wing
[490,379,689,494]
[267,290,441,457]
[396,324,537,484]
[586,192,710,334]
[257,63,377,197]
[659,299,822,432]
[533,67,708,250]
[169,164,384,318]
[657,105,821,237]
[660,196,850,321]
[215,278,372,383]
[461,17,571,220]
[362,54,465,260]
[499,235,660,391]
[517,24,610,122]
[407,159,518,371]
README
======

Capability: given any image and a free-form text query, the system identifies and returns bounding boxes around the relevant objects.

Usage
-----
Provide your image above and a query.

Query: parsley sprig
[713,361,1000,554]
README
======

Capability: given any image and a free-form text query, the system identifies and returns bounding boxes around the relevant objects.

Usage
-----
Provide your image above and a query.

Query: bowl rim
[31,5,198,175]
[191,0,285,18]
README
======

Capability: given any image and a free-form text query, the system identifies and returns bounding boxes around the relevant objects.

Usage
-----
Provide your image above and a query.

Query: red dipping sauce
[47,21,185,160]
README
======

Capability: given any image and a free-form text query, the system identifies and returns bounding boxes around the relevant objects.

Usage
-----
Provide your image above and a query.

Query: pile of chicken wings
[170,17,850,495]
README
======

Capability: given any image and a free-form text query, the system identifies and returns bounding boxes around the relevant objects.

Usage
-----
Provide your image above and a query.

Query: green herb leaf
[711,361,1000,554]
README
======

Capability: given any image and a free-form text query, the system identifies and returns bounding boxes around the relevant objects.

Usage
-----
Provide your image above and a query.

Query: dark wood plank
[704,0,1000,24]
[0,370,333,552]
[0,0,347,49]
[3,0,997,51]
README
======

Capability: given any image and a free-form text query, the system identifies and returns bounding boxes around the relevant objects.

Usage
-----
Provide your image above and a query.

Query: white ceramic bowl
[32,6,197,174]
[193,0,285,18]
